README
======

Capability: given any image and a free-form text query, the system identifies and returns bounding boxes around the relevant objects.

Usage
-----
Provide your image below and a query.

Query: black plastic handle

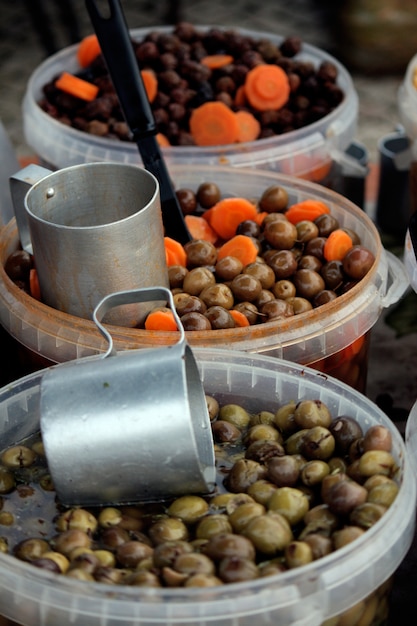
[85,0,191,243]
[85,0,155,139]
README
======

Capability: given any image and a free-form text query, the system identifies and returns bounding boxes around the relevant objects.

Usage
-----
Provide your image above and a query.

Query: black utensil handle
[85,0,155,139]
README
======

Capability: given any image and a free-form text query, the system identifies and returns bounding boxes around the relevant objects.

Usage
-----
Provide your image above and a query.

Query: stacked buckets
[0,24,415,626]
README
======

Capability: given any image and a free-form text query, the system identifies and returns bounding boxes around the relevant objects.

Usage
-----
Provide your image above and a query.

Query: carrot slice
[189,101,240,146]
[229,309,250,327]
[77,34,101,68]
[29,268,41,301]
[141,69,158,103]
[244,64,290,111]
[201,54,234,69]
[234,85,247,107]
[235,110,261,143]
[209,197,258,240]
[185,215,218,244]
[253,211,269,227]
[164,237,187,267]
[144,308,178,331]
[284,199,331,224]
[323,229,353,262]
[156,132,171,147]
[55,72,99,101]
[217,234,258,267]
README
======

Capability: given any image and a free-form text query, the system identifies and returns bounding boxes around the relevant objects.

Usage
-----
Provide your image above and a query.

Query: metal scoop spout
[40,287,215,507]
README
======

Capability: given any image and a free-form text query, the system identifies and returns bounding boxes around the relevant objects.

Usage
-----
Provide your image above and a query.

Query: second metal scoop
[39,287,215,507]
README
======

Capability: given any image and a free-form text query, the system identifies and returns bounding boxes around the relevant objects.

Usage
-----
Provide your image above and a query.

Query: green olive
[195,514,233,539]
[268,487,310,526]
[148,517,189,544]
[284,540,313,568]
[294,400,332,429]
[228,501,266,533]
[300,460,330,486]
[219,404,251,429]
[1,445,36,468]
[243,511,293,555]
[167,496,209,524]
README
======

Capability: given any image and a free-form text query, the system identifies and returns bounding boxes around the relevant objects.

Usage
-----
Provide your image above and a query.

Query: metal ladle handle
[93,286,184,358]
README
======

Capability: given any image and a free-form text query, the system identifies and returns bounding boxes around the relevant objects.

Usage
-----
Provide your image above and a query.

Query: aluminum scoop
[40,287,215,507]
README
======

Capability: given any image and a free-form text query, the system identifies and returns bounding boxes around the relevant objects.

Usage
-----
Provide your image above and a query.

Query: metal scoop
[40,287,216,507]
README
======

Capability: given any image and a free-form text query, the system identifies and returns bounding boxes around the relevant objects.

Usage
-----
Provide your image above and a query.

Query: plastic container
[22,26,360,185]
[405,399,417,480]
[0,349,414,626]
[398,52,417,149]
[404,228,417,293]
[0,165,408,392]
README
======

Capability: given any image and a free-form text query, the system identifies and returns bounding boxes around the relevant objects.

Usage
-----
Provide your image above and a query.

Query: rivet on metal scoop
[39,287,216,507]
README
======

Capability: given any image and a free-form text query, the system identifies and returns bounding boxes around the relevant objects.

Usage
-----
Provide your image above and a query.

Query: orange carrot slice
[55,72,99,101]
[156,133,171,147]
[323,229,353,262]
[164,237,187,267]
[184,215,218,244]
[209,197,258,240]
[229,309,250,327]
[235,110,261,143]
[244,64,290,111]
[144,308,178,331]
[217,234,258,267]
[234,85,247,107]
[201,54,234,69]
[77,34,101,68]
[141,69,158,103]
[284,199,331,224]
[189,101,240,146]
[29,268,41,301]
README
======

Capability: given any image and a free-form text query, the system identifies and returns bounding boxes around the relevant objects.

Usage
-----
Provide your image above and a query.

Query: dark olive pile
[38,23,344,146]
[153,181,375,331]
[0,396,398,589]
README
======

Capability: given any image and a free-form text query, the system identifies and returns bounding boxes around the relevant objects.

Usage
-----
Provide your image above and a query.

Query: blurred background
[1,0,415,164]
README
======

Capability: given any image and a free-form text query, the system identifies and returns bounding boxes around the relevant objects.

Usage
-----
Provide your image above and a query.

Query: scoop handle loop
[93,286,185,358]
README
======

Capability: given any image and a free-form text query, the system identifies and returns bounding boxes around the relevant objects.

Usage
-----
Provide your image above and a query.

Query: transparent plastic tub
[0,349,414,626]
[404,228,417,294]
[0,165,408,392]
[406,399,417,481]
[398,52,417,146]
[22,26,360,184]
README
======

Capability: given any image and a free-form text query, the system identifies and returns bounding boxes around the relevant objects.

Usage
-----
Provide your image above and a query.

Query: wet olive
[230,273,263,302]
[263,219,297,249]
[185,239,218,267]
[243,262,275,289]
[294,400,332,429]
[242,511,293,555]
[200,283,234,308]
[267,455,300,487]
[272,279,296,300]
[293,269,325,299]
[182,266,215,295]
[176,188,197,214]
[342,246,375,280]
[180,311,212,330]
[215,256,243,281]
[260,298,294,322]
[259,185,289,213]
[168,496,209,523]
[205,305,235,329]
[168,264,188,289]
[197,182,221,208]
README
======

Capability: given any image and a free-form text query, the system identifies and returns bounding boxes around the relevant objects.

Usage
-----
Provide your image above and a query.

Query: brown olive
[297,254,322,273]
[362,425,392,452]
[116,541,154,568]
[245,440,285,463]
[181,311,212,330]
[197,182,221,208]
[152,540,193,569]
[296,220,319,243]
[176,188,197,215]
[232,302,259,325]
[342,246,375,280]
[182,266,215,295]
[185,239,218,267]
[330,416,364,454]
[202,532,256,562]
[267,455,300,487]
[293,269,325,299]
[168,264,188,289]
[230,273,263,302]
[175,294,207,316]
[14,538,50,562]
[215,256,243,281]
[314,213,339,237]
[226,458,268,492]
[242,262,276,289]
[286,296,313,314]
[321,476,367,516]
[263,218,297,249]
[259,185,289,213]
[272,279,296,300]
[4,249,32,281]
[200,283,234,308]
[205,305,235,329]
[236,220,261,238]
[267,250,298,279]
[260,298,294,322]
[212,420,242,443]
